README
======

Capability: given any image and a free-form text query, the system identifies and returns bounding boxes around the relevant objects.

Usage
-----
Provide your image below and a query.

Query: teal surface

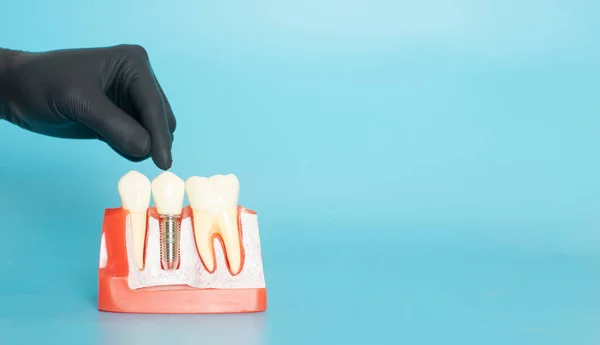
[1,1,600,344]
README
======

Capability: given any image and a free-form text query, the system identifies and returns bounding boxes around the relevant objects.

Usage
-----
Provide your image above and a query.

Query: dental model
[97,171,267,314]
[151,171,185,270]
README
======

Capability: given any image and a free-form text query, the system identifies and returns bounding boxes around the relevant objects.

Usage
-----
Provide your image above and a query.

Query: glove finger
[79,92,151,158]
[97,135,151,162]
[153,75,176,134]
[128,64,173,170]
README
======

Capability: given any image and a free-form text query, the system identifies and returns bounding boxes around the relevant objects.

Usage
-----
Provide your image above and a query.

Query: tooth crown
[151,171,185,215]
[118,170,151,212]
[186,174,240,214]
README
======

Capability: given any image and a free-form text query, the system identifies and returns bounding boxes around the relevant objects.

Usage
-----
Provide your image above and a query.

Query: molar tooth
[117,170,151,270]
[185,174,243,275]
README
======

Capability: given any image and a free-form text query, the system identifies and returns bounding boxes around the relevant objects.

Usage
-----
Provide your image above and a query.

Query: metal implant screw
[159,215,181,270]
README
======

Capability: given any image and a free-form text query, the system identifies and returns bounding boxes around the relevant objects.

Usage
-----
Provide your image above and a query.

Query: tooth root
[216,207,242,275]
[192,208,243,275]
[129,211,147,270]
[193,209,217,272]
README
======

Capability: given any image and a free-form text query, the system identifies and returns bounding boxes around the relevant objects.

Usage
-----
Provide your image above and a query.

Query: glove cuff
[0,48,18,121]
[0,48,10,120]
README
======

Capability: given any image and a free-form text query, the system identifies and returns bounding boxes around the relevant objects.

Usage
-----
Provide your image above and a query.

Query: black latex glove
[0,45,175,170]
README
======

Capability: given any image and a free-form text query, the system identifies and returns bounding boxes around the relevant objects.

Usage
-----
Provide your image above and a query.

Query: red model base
[97,207,268,314]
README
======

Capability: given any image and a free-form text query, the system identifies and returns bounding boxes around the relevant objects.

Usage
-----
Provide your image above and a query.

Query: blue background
[1,0,600,344]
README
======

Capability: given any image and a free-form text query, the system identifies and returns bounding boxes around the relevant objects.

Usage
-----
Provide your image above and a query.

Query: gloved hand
[0,45,176,170]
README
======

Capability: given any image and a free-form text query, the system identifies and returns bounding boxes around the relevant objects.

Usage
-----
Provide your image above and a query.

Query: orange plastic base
[98,278,267,314]
[97,207,267,314]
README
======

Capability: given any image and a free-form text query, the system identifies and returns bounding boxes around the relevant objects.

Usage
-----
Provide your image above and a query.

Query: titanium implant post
[159,215,181,270]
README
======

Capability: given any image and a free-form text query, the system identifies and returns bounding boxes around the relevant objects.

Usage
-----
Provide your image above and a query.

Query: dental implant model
[97,170,267,314]
[151,171,185,270]
[117,170,151,270]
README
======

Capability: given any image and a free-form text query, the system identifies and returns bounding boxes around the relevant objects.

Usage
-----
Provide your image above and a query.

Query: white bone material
[99,233,107,269]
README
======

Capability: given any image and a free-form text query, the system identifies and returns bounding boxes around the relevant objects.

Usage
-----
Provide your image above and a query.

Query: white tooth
[186,174,242,275]
[151,171,185,216]
[117,170,151,270]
